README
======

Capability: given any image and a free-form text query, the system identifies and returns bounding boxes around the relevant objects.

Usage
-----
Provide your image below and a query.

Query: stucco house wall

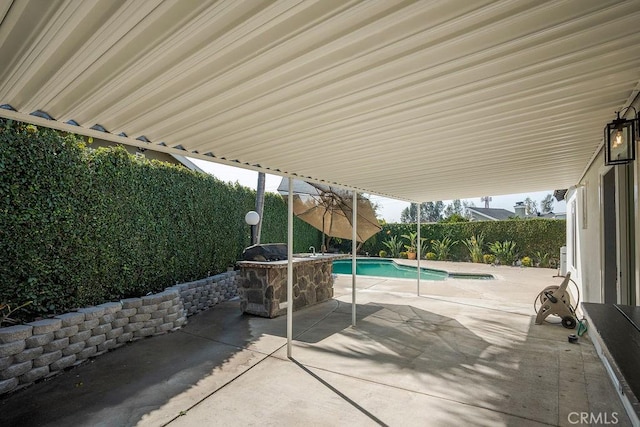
[567,151,603,306]
[569,146,640,308]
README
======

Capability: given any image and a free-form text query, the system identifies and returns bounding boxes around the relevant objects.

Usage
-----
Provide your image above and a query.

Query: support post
[417,203,421,296]
[352,190,357,327]
[287,177,294,357]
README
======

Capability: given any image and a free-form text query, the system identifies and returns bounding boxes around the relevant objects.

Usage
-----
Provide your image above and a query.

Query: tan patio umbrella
[277,179,381,247]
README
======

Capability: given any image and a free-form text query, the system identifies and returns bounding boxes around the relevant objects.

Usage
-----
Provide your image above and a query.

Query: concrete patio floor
[0,262,631,426]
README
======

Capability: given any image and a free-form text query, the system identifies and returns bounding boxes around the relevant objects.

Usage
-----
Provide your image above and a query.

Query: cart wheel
[561,316,576,329]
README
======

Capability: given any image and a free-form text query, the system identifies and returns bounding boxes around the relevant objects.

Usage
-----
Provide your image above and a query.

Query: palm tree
[254,172,266,244]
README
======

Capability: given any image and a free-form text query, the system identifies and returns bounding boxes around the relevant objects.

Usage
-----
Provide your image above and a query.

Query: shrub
[431,237,457,261]
[399,251,408,259]
[521,256,533,267]
[401,231,422,254]
[534,251,550,268]
[426,252,437,260]
[372,221,565,262]
[0,119,322,321]
[463,233,485,263]
[489,241,518,265]
[483,254,496,264]
[382,235,403,258]
[379,250,387,258]
[420,239,430,259]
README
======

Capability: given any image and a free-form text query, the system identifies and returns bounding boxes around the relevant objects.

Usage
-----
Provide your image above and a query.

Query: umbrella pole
[352,190,357,327]
[321,212,326,254]
[287,177,294,358]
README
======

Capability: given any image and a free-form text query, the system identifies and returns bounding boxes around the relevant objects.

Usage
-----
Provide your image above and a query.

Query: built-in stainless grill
[241,243,288,262]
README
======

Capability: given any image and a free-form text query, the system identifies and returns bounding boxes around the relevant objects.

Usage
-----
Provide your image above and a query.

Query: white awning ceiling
[1,0,639,202]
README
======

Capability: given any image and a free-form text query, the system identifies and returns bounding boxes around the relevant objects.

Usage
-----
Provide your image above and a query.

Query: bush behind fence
[0,119,321,322]
[362,220,566,262]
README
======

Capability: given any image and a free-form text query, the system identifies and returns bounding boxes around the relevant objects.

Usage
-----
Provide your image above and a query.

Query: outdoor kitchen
[237,243,347,318]
[235,179,381,318]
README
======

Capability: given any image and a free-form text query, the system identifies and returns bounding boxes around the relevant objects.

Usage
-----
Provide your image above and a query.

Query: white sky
[188,158,566,223]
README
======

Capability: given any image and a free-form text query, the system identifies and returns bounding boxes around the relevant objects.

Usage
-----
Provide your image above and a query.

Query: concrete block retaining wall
[0,271,239,395]
[167,270,238,317]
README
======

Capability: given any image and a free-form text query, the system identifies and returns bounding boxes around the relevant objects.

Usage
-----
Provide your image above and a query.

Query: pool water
[332,259,448,280]
[332,259,493,280]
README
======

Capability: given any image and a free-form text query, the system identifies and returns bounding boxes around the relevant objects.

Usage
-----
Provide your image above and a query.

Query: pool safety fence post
[287,176,293,358]
[352,190,357,327]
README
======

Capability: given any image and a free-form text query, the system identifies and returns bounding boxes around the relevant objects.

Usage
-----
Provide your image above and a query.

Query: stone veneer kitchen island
[237,254,348,318]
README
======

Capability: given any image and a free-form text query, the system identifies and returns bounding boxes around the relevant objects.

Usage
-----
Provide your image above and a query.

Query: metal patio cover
[1,0,640,202]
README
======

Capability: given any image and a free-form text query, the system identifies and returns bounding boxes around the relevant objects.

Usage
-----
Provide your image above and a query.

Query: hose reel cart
[534,272,579,329]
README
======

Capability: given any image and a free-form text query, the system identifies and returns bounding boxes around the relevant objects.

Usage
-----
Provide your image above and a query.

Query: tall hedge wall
[362,220,566,261]
[0,119,321,320]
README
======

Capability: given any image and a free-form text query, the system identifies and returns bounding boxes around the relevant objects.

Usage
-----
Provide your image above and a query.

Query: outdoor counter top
[236,253,349,269]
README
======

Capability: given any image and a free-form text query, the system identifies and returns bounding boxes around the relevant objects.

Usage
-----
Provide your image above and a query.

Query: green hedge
[363,220,565,262]
[0,119,320,320]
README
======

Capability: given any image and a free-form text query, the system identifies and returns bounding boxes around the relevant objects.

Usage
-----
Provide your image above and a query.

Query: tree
[400,200,447,223]
[439,213,469,223]
[369,198,383,219]
[523,197,538,216]
[399,205,412,223]
[462,200,475,219]
[443,199,464,219]
[424,201,445,222]
[540,194,554,213]
[400,202,429,223]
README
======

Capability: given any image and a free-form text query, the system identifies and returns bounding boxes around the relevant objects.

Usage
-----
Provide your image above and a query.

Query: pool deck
[0,261,631,426]
[388,259,564,305]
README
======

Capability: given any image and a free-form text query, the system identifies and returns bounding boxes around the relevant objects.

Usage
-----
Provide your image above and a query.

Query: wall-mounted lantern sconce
[604,108,637,166]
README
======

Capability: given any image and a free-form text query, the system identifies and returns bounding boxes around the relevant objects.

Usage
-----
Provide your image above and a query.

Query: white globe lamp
[245,211,260,226]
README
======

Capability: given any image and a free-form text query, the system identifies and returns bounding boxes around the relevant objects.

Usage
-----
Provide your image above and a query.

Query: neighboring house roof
[468,207,567,221]
[170,154,205,173]
[90,137,206,173]
[467,207,515,221]
[537,212,567,220]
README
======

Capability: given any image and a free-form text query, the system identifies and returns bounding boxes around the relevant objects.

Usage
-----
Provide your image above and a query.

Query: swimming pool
[332,259,493,280]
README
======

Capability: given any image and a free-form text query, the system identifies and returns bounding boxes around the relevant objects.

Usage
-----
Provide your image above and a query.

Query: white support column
[352,190,357,327]
[287,177,294,358]
[417,203,421,296]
